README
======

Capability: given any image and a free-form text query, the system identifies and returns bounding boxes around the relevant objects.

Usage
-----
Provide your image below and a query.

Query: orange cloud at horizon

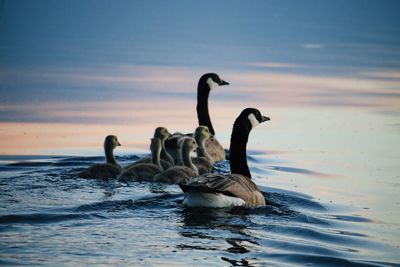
[0,121,166,155]
[1,63,400,155]
[0,101,267,155]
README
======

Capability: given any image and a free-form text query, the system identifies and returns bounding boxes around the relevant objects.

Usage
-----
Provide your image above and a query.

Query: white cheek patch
[206,77,219,90]
[248,113,260,129]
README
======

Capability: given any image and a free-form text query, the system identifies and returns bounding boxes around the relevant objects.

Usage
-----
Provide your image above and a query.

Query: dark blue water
[1,153,399,266]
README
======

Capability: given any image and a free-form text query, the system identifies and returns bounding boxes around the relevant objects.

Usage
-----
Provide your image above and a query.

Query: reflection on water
[0,153,398,266]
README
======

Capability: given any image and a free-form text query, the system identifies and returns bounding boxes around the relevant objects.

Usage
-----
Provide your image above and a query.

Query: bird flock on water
[78,73,270,208]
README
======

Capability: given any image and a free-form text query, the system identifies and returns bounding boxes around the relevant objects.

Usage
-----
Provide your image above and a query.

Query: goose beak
[261,116,270,123]
[220,80,229,86]
[117,142,122,146]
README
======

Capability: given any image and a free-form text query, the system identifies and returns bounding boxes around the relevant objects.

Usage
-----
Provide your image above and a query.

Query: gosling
[78,135,121,179]
[118,137,163,182]
[153,137,199,184]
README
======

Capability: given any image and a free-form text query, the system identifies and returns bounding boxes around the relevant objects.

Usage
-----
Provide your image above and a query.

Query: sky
[0,0,400,154]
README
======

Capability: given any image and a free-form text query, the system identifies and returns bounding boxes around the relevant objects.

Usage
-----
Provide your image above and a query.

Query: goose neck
[182,147,199,176]
[151,146,162,169]
[229,122,251,178]
[196,138,213,162]
[160,142,174,164]
[197,85,215,135]
[105,145,117,166]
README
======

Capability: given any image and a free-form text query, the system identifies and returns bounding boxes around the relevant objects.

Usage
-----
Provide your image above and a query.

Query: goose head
[229,108,269,178]
[104,135,121,151]
[181,137,198,155]
[199,73,229,91]
[154,127,171,142]
[194,126,211,145]
[237,108,270,132]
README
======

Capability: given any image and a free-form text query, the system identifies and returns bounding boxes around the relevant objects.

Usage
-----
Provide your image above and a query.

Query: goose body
[154,137,199,184]
[78,135,121,179]
[118,138,163,182]
[192,157,213,175]
[154,166,197,185]
[204,137,225,162]
[196,73,229,162]
[180,108,270,208]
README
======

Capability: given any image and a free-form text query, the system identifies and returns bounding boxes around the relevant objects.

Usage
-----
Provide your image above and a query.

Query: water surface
[1,143,399,266]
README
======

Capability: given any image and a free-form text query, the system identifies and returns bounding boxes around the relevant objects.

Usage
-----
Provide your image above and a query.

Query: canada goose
[192,126,214,174]
[78,135,121,179]
[118,137,163,182]
[154,137,199,184]
[125,127,173,170]
[197,73,229,162]
[179,108,270,208]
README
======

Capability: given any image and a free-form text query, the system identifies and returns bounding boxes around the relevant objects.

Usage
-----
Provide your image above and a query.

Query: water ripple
[0,154,398,266]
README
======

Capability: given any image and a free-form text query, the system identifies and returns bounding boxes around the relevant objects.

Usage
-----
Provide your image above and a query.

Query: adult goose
[179,108,270,208]
[78,135,121,179]
[154,137,199,184]
[118,137,163,182]
[196,73,229,162]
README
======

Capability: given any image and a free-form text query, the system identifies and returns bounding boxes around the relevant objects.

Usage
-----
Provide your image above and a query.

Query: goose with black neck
[179,108,270,208]
[196,73,229,162]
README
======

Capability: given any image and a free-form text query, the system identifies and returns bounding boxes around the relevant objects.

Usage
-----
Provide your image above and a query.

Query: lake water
[1,1,400,265]
[1,106,399,266]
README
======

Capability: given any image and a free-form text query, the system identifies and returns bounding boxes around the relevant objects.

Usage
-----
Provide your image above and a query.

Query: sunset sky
[0,0,399,154]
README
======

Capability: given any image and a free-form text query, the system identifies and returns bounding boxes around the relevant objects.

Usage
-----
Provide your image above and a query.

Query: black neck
[196,83,215,135]
[229,120,251,178]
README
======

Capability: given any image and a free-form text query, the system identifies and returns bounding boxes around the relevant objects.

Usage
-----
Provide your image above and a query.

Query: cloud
[302,43,324,49]
[1,64,400,125]
[244,62,304,69]
[224,69,400,108]
[358,71,400,80]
